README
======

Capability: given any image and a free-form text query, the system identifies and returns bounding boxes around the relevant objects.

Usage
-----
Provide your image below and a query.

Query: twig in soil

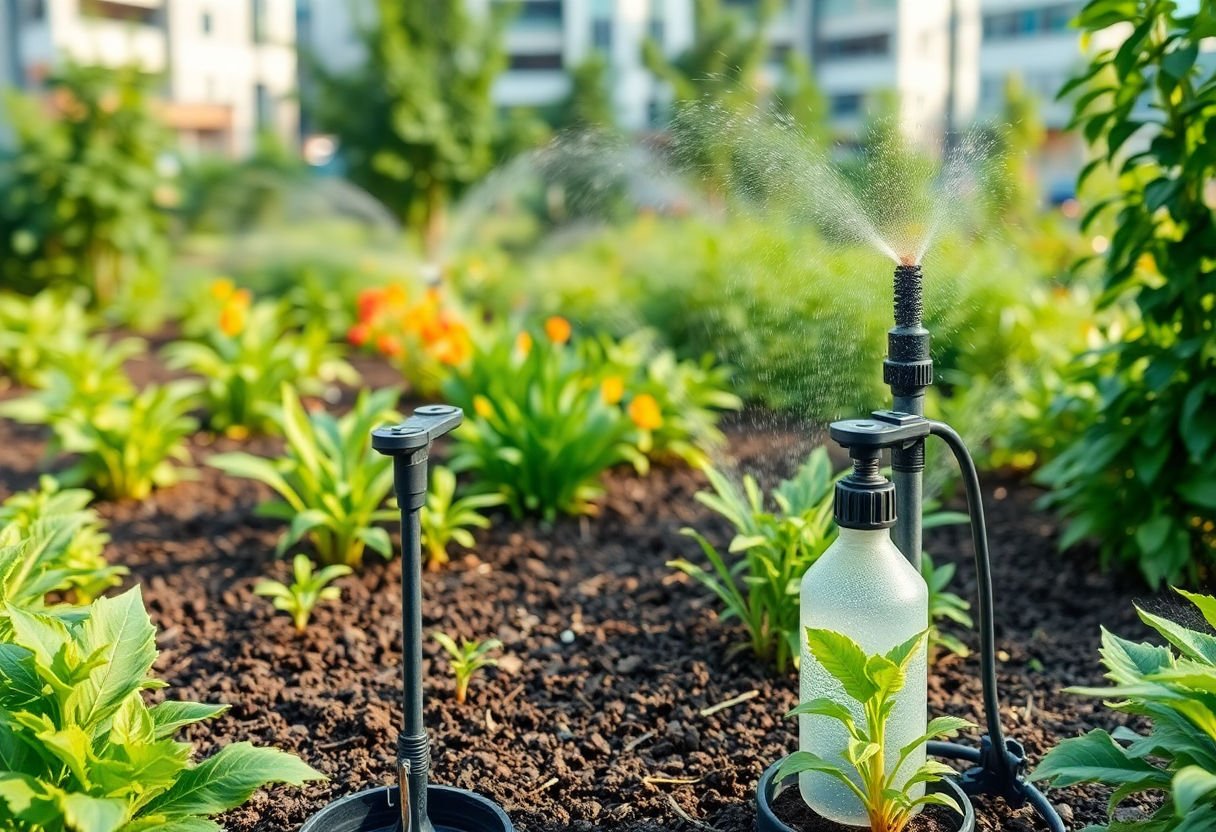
[528,777,559,796]
[486,709,499,732]
[661,792,719,832]
[502,683,526,707]
[698,689,759,717]
[316,735,360,751]
[643,775,703,787]
[624,731,655,753]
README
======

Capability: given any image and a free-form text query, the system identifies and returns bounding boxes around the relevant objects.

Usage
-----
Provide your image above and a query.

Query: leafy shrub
[210,386,401,567]
[671,450,838,673]
[421,466,504,570]
[0,335,145,428]
[777,628,974,832]
[0,291,94,387]
[255,555,352,633]
[0,63,170,303]
[164,284,357,437]
[1029,587,1216,830]
[443,321,646,520]
[0,476,123,604]
[5,378,200,501]
[433,632,502,705]
[1036,0,1216,587]
[348,283,473,397]
[0,587,322,829]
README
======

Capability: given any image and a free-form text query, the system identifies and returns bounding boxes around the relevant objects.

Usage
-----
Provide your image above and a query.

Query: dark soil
[0,368,1170,832]
[771,787,957,832]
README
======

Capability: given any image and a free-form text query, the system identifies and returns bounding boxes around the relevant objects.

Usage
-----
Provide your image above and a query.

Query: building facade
[0,0,298,157]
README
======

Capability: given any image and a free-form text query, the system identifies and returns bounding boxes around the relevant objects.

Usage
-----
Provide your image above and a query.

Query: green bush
[0,587,322,829]
[1037,0,1216,587]
[0,63,170,304]
[1029,587,1216,830]
[0,291,95,387]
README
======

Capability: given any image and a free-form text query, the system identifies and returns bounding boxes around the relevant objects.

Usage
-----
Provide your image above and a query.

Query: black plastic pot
[299,784,513,832]
[755,758,975,832]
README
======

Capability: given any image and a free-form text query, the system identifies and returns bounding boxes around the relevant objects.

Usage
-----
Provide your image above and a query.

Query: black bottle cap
[834,452,897,530]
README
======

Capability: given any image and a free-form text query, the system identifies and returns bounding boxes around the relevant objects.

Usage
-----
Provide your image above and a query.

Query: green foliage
[442,324,646,521]
[776,629,973,832]
[5,377,199,501]
[310,0,510,251]
[1029,587,1216,831]
[210,386,401,567]
[254,555,352,633]
[0,63,170,304]
[1037,0,1216,587]
[420,466,504,571]
[0,476,123,606]
[552,54,617,132]
[432,632,501,705]
[920,552,973,661]
[164,298,357,437]
[0,587,322,830]
[0,292,94,387]
[671,450,838,673]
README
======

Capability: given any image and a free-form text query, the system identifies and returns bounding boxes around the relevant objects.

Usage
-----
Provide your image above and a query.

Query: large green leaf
[804,628,878,703]
[1029,730,1167,788]
[74,587,158,729]
[143,742,322,818]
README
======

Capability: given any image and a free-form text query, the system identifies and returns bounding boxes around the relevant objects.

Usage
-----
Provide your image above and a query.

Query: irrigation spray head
[885,263,933,407]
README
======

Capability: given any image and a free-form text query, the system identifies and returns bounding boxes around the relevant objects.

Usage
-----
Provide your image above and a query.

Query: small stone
[560,629,576,644]
[1057,804,1074,825]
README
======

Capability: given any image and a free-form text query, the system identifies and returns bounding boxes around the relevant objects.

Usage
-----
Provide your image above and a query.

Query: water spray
[756,263,1067,832]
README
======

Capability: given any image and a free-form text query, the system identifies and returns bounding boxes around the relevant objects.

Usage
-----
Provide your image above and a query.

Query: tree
[552,52,618,133]
[0,63,170,304]
[311,0,509,254]
[773,52,830,148]
[982,74,1045,223]
[1038,0,1216,586]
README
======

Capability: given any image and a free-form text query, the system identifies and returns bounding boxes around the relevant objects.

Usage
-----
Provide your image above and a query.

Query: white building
[0,0,298,157]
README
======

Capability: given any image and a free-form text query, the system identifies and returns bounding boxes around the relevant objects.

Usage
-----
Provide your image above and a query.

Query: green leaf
[1174,766,1216,815]
[149,701,230,740]
[75,587,158,728]
[1137,607,1216,664]
[804,628,878,703]
[61,792,128,832]
[1176,589,1216,632]
[143,742,323,817]
[1029,730,1166,787]
[787,697,857,732]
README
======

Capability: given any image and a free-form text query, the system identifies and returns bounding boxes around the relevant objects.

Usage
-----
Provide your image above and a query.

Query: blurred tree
[983,74,1045,224]
[1038,0,1216,587]
[0,63,170,304]
[553,53,618,133]
[773,52,830,148]
[310,0,510,255]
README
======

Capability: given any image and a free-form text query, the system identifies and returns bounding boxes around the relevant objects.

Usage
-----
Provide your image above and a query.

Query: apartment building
[0,0,298,157]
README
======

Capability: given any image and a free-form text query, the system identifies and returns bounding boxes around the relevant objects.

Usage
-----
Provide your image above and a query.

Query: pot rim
[300,783,513,832]
[755,757,976,832]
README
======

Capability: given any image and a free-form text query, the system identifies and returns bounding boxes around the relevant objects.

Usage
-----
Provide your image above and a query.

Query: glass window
[592,18,612,50]
[202,10,213,34]
[822,33,889,60]
[649,17,665,46]
[831,93,863,116]
[509,53,563,70]
[518,1,563,23]
[252,0,267,43]
[255,83,272,131]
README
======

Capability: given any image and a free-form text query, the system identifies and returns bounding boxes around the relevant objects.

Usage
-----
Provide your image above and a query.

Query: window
[255,83,272,131]
[831,93,863,116]
[518,1,562,24]
[202,10,213,34]
[822,33,889,60]
[648,17,665,46]
[509,53,563,71]
[19,0,46,23]
[982,3,1082,41]
[592,18,612,49]
[821,0,897,18]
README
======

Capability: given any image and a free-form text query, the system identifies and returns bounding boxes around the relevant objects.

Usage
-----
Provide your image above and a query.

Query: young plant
[921,552,973,661]
[0,587,323,829]
[432,632,502,705]
[0,335,144,427]
[0,290,93,387]
[443,320,646,520]
[210,385,400,567]
[671,449,838,673]
[0,476,123,604]
[776,628,975,832]
[420,466,504,570]
[1028,587,1216,831]
[165,289,357,437]
[254,554,352,633]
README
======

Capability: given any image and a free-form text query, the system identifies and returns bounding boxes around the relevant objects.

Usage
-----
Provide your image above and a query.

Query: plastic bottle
[797,454,929,827]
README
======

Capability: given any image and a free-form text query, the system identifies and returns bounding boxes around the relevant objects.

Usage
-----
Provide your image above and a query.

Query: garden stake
[755,264,1067,832]
[300,404,512,832]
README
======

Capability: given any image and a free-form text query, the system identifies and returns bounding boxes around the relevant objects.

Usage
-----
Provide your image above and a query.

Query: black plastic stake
[373,404,464,832]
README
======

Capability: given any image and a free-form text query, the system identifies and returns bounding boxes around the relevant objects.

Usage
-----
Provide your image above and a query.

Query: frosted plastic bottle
[798,525,929,826]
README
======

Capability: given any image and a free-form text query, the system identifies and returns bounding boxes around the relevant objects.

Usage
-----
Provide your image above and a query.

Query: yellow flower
[473,395,494,419]
[515,331,533,357]
[628,394,663,431]
[601,376,625,405]
[544,316,571,344]
[219,299,247,337]
[209,277,235,301]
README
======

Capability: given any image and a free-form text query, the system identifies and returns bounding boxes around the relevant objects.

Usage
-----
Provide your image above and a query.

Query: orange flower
[232,288,252,307]
[376,333,404,358]
[628,394,663,431]
[347,322,371,347]
[432,333,471,367]
[544,316,571,344]
[209,277,235,301]
[384,283,409,308]
[473,395,494,419]
[601,376,625,405]
[515,331,533,357]
[219,299,247,337]
[357,287,387,323]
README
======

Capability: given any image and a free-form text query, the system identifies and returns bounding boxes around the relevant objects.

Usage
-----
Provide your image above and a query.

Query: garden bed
[0,391,1161,832]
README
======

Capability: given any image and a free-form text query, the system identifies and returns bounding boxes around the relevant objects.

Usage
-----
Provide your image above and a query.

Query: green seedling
[433,632,502,705]
[254,554,353,633]
[421,466,504,570]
